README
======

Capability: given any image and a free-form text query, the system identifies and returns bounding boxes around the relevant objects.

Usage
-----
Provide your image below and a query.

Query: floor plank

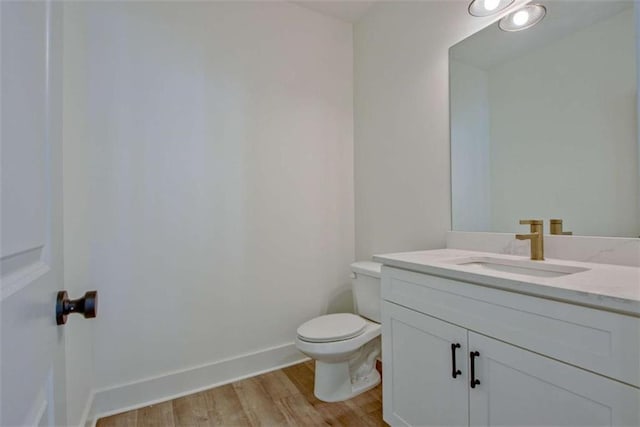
[97,410,137,427]
[275,393,330,426]
[314,400,361,427]
[203,383,251,426]
[136,401,174,427]
[281,361,320,404]
[257,369,300,401]
[172,393,211,426]
[345,385,383,416]
[96,361,387,427]
[233,376,289,426]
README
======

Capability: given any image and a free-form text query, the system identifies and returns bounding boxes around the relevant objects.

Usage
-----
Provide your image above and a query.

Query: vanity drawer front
[382,267,640,388]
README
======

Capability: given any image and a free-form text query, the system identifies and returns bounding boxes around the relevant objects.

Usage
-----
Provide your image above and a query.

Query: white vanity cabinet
[381,266,640,427]
[468,332,639,427]
[383,302,469,427]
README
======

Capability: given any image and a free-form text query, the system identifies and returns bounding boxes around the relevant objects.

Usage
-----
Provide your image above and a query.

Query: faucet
[516,219,544,261]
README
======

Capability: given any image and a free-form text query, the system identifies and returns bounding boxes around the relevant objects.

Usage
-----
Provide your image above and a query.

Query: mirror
[450,0,639,237]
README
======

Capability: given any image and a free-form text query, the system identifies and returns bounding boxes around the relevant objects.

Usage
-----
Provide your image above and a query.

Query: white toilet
[295,261,382,402]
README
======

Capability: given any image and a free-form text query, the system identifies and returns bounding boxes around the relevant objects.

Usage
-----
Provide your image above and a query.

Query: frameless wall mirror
[450,0,639,237]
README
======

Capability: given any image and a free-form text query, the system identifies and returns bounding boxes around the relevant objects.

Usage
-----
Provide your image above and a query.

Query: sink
[447,256,589,278]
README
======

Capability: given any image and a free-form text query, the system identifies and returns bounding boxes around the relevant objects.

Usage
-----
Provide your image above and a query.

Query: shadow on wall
[325,284,355,314]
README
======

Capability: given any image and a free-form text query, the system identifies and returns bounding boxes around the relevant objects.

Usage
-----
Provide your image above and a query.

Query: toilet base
[314,361,381,402]
[312,338,381,402]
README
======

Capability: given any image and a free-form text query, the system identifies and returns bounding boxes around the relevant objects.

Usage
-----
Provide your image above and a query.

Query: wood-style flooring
[96,360,386,427]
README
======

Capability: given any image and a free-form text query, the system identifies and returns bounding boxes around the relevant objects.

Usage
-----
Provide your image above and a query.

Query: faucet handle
[515,233,537,240]
[550,219,572,235]
[519,219,543,225]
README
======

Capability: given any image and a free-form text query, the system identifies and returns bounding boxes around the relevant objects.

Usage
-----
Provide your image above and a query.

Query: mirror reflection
[450,1,639,237]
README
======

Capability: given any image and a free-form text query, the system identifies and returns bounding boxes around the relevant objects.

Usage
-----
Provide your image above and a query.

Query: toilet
[295,261,382,402]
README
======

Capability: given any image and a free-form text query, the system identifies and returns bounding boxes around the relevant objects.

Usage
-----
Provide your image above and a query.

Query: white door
[1,1,68,425]
[468,332,640,427]
[382,301,469,427]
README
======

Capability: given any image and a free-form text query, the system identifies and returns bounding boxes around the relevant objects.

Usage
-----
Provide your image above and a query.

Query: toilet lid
[297,313,367,343]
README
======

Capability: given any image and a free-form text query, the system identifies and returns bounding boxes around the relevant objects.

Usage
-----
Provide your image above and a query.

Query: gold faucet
[516,219,544,261]
[550,219,572,235]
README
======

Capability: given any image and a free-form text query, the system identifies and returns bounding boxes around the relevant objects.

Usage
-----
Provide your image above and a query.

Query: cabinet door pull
[470,351,481,388]
[451,343,462,378]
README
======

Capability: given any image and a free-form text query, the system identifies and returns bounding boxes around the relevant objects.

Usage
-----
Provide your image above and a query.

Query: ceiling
[291,1,378,23]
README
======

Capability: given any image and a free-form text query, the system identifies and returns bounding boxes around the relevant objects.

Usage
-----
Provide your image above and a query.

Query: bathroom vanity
[374,249,640,427]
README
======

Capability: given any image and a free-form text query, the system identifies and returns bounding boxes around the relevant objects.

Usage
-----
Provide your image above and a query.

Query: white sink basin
[447,256,590,278]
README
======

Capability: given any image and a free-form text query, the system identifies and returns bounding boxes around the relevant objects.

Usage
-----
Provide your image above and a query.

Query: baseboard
[87,342,307,425]
[79,391,94,427]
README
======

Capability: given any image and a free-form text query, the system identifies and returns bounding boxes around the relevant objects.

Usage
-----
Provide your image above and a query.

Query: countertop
[373,249,640,317]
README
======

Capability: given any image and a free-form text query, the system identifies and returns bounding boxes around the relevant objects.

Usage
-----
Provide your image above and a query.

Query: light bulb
[468,0,514,17]
[512,9,530,26]
[484,0,500,11]
[499,4,546,32]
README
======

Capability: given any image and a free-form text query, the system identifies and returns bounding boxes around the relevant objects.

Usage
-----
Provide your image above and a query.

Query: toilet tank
[351,261,382,323]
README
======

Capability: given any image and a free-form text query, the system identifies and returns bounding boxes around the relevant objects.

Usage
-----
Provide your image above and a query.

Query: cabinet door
[382,301,469,427]
[469,332,640,427]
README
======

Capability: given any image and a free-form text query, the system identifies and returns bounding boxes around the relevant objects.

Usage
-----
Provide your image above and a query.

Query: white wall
[450,60,491,231]
[63,0,354,397]
[489,8,638,237]
[354,1,527,260]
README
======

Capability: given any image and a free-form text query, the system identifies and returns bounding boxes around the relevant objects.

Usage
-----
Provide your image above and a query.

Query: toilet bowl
[295,262,382,402]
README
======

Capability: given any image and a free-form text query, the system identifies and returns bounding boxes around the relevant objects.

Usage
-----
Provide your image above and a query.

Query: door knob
[56,290,97,325]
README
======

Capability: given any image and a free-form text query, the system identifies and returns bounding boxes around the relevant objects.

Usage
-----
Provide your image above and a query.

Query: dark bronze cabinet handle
[56,290,98,325]
[470,351,480,388]
[451,343,462,378]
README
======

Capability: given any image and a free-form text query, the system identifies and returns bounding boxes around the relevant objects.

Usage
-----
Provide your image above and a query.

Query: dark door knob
[56,290,97,325]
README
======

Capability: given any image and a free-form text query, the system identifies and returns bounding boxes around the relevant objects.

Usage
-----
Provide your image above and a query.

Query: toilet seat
[297,313,367,343]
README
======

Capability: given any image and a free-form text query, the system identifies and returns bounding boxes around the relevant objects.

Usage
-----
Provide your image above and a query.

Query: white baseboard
[87,342,307,426]
[80,391,94,427]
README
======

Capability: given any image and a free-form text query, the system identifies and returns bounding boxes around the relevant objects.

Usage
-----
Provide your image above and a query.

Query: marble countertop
[373,249,640,317]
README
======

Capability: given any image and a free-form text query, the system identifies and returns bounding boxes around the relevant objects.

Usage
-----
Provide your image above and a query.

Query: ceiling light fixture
[499,4,547,31]
[468,0,515,17]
